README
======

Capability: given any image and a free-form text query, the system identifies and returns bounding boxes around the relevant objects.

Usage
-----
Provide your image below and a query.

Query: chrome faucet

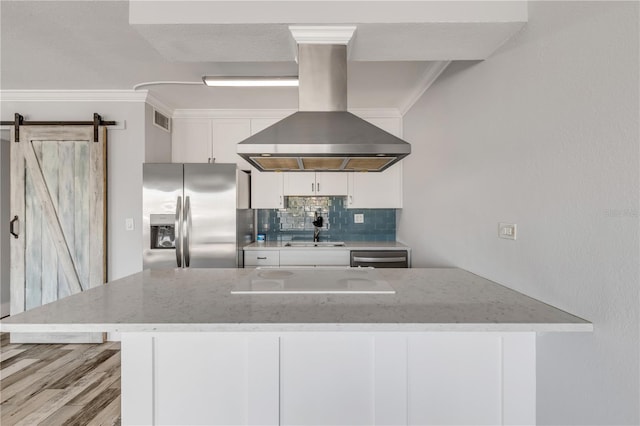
[312,214,323,242]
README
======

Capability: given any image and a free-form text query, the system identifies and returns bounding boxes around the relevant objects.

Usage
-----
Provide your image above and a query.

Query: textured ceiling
[0,1,526,110]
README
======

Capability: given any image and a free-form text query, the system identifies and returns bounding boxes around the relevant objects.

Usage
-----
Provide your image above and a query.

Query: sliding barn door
[10,126,106,343]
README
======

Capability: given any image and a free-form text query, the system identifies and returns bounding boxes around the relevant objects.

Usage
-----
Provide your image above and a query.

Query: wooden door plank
[75,141,90,290]
[23,139,83,295]
[58,141,76,298]
[89,127,107,287]
[41,141,60,305]
[9,129,25,315]
[24,141,43,310]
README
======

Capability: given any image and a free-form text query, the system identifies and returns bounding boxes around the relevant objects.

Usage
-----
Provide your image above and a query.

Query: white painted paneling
[280,334,376,425]
[503,333,536,425]
[400,2,639,424]
[121,333,154,425]
[154,333,279,426]
[408,334,502,425]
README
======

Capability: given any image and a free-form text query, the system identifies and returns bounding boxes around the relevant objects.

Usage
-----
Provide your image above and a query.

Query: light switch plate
[499,223,516,240]
[125,217,135,231]
[354,214,364,224]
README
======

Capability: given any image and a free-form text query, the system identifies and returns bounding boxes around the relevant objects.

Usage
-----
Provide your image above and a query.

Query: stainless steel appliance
[237,42,411,172]
[350,250,409,268]
[143,163,253,269]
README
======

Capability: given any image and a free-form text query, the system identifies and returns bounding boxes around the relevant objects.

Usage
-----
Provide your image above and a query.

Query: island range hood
[237,43,411,172]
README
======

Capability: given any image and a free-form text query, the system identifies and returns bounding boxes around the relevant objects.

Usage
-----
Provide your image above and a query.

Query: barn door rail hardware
[1,113,116,142]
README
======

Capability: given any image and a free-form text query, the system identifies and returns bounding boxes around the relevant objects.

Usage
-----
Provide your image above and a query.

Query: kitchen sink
[284,242,346,247]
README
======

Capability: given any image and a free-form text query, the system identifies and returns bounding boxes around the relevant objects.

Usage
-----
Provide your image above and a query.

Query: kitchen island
[0,268,591,425]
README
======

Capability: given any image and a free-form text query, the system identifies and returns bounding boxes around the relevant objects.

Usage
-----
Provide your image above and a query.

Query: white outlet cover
[354,214,364,224]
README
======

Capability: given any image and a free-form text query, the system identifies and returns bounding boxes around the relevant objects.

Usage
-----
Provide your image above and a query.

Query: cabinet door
[347,162,403,208]
[251,167,284,209]
[315,172,348,195]
[211,119,252,170]
[346,116,403,208]
[171,118,212,163]
[283,172,316,196]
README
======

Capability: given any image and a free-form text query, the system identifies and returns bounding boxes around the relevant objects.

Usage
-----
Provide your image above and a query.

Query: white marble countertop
[244,241,410,250]
[0,268,591,333]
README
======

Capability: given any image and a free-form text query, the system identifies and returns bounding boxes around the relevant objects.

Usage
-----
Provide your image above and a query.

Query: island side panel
[119,332,536,426]
[503,333,536,425]
[121,333,154,425]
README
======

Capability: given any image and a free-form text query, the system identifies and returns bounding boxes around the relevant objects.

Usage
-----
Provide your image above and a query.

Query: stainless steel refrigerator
[143,163,253,269]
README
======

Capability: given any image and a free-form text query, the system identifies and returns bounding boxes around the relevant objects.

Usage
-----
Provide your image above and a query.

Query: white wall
[144,103,172,163]
[399,2,639,425]
[0,100,146,282]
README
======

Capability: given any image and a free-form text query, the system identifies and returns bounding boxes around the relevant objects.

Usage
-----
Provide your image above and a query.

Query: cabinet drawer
[244,251,280,267]
[280,250,350,267]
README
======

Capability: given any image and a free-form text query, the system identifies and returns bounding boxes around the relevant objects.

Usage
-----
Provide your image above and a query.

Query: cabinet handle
[349,195,353,205]
[311,183,314,192]
[317,183,320,192]
[257,257,267,260]
[279,195,283,206]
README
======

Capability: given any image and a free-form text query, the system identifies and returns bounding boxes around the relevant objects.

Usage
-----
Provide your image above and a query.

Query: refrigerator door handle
[184,195,191,267]
[175,196,183,267]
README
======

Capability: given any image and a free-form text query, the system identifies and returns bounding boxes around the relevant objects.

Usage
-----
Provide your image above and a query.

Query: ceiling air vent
[153,109,171,132]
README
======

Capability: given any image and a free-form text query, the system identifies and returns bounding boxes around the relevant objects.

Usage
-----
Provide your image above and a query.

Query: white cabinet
[347,162,403,208]
[283,172,347,196]
[279,249,350,267]
[251,167,284,209]
[250,117,288,209]
[347,115,404,209]
[171,118,251,169]
[244,250,280,267]
[171,118,211,163]
[122,332,536,426]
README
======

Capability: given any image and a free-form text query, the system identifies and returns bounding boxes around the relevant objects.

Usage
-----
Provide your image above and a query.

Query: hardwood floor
[0,333,121,425]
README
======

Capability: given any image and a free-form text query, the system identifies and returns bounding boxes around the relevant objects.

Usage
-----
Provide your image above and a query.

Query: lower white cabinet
[122,332,535,426]
[244,250,280,267]
[279,249,350,267]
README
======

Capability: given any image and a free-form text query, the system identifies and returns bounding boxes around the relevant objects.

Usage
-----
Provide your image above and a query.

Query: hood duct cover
[237,42,411,172]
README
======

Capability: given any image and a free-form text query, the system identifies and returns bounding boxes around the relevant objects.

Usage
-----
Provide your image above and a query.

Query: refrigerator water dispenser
[150,214,176,249]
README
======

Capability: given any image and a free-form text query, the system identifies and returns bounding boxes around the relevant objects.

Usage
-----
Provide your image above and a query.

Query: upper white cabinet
[250,117,287,209]
[347,163,403,208]
[284,172,347,196]
[251,167,284,209]
[171,118,211,164]
[171,118,251,170]
[347,116,404,209]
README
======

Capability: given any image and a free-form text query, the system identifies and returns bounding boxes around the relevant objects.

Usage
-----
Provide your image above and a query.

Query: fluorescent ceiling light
[202,76,299,87]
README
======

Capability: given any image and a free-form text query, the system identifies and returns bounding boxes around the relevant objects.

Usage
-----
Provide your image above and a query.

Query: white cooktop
[231,267,396,294]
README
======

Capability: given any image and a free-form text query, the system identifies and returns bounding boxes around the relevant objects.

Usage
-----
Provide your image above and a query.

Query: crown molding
[172,107,401,120]
[145,92,175,117]
[289,26,356,45]
[172,109,297,119]
[399,61,451,116]
[0,90,149,103]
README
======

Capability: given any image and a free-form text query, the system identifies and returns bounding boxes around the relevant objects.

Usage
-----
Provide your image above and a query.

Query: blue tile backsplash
[257,196,396,242]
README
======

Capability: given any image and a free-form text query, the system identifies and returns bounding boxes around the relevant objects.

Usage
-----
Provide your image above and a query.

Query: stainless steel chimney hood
[237,42,411,172]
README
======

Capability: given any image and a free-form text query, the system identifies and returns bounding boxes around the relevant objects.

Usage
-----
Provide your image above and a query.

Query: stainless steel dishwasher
[350,250,409,268]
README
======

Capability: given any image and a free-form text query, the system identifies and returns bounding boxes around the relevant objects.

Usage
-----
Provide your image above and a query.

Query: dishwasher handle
[352,256,406,263]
